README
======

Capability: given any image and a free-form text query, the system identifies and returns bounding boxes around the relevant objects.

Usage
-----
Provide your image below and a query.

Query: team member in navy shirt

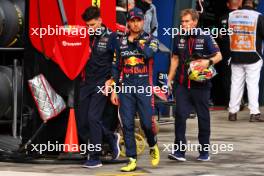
[167,9,222,161]
[79,6,120,169]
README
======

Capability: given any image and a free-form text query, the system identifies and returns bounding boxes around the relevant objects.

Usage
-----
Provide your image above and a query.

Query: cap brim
[128,16,143,20]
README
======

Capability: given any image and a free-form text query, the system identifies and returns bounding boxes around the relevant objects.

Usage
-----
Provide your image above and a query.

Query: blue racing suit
[112,31,159,158]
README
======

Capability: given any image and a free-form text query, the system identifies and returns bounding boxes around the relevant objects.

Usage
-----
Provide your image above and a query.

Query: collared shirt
[81,25,117,96]
[173,31,220,87]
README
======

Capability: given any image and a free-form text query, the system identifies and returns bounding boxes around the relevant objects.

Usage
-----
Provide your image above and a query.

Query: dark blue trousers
[78,90,114,160]
[174,84,211,155]
[119,76,157,158]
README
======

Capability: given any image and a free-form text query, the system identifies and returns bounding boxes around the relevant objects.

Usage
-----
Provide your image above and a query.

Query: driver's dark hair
[242,0,256,8]
[82,6,100,21]
[117,0,126,8]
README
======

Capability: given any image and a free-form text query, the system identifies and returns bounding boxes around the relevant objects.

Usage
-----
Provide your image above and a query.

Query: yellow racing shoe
[150,144,160,167]
[120,157,137,172]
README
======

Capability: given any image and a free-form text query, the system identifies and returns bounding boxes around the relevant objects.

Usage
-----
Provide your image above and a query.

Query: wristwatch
[209,59,214,66]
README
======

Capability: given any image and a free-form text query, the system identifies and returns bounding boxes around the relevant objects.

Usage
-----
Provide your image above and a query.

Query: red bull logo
[124,56,145,66]
[123,66,148,74]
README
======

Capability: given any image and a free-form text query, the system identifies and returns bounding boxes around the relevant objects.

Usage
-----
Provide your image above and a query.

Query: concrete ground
[0,108,264,176]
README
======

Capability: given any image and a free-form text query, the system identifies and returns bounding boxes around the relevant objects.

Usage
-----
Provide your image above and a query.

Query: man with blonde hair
[167,8,222,162]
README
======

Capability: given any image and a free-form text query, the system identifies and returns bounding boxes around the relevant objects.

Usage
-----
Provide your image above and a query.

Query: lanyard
[187,37,195,88]
[81,35,96,81]
[91,37,96,49]
[188,37,195,56]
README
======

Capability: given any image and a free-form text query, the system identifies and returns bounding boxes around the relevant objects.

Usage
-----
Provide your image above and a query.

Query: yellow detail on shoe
[119,133,146,157]
[150,144,160,167]
[120,158,137,172]
[92,0,100,7]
